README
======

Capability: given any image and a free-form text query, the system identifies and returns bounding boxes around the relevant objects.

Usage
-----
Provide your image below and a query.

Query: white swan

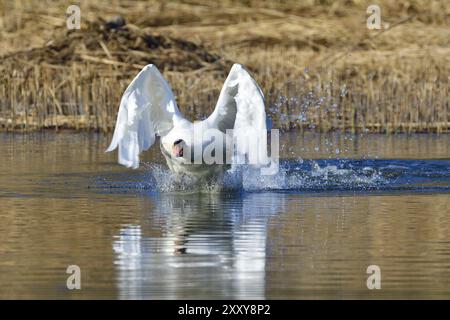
[106,63,268,179]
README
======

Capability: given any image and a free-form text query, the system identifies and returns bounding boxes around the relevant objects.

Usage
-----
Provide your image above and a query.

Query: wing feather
[206,63,268,166]
[106,64,183,168]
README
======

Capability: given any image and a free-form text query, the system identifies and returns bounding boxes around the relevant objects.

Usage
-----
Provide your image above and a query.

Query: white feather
[206,63,268,166]
[107,63,269,174]
[106,64,185,168]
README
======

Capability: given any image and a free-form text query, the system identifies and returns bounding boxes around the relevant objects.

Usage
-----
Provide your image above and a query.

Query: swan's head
[172,139,185,158]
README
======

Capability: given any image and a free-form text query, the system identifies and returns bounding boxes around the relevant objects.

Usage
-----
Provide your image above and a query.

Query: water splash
[95,159,450,194]
[269,79,348,131]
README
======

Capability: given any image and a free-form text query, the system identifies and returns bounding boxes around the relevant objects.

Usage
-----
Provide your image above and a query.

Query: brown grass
[0,0,449,133]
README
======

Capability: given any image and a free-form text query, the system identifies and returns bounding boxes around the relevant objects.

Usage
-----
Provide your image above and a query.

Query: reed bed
[269,60,450,133]
[0,0,449,133]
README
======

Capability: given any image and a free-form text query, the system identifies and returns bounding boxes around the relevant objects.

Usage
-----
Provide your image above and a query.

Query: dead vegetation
[0,0,449,132]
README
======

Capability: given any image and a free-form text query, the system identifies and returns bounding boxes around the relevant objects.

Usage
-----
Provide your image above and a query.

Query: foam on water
[96,158,450,194]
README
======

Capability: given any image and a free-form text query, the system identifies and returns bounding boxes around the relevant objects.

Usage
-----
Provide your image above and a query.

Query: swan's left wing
[106,64,183,168]
[206,63,268,165]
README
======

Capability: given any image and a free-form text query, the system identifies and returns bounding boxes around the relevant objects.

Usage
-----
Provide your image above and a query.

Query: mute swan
[106,63,268,179]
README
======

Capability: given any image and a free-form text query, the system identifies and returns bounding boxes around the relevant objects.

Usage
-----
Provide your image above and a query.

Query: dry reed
[0,0,449,133]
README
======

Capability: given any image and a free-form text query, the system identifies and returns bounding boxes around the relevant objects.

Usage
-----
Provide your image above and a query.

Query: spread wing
[206,63,268,165]
[106,64,185,168]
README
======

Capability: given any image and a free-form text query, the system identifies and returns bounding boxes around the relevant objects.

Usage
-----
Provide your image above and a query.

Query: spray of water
[95,156,450,194]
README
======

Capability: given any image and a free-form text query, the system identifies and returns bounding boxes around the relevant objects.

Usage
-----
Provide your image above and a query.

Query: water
[0,132,449,299]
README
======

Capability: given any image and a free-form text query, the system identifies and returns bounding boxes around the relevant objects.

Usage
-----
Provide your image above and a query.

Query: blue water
[2,132,450,299]
[93,158,450,194]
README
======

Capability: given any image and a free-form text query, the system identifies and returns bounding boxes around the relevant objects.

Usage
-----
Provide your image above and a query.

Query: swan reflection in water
[113,192,286,299]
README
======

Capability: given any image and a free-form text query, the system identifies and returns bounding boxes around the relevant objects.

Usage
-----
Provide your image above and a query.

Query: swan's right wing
[106,64,183,168]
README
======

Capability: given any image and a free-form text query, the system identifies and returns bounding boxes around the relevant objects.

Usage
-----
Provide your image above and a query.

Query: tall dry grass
[0,0,449,133]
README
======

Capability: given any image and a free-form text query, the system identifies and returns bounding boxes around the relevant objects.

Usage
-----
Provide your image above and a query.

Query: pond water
[0,132,449,299]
